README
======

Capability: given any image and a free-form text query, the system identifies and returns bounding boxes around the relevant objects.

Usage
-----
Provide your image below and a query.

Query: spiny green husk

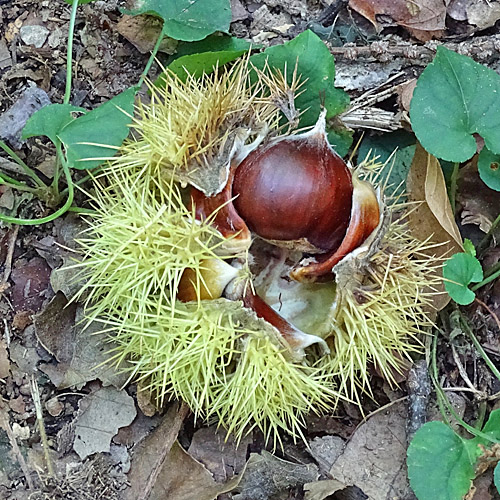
[72,59,443,445]
[319,219,441,404]
[73,164,338,444]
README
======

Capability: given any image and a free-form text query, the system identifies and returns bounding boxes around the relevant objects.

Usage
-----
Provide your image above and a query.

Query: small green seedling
[410,47,500,183]
[443,237,500,305]
[443,252,483,305]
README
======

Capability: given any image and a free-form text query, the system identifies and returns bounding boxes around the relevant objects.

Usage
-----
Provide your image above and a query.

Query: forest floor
[0,0,499,499]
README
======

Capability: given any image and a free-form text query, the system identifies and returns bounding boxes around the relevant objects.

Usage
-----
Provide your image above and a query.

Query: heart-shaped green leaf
[478,147,500,191]
[443,252,483,305]
[495,463,500,494]
[123,0,231,42]
[22,104,85,144]
[410,46,500,162]
[250,30,350,154]
[158,35,251,83]
[472,409,500,445]
[407,421,475,500]
[58,87,135,170]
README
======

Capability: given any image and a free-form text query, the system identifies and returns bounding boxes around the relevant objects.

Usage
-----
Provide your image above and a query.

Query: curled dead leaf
[349,0,447,40]
[407,142,464,311]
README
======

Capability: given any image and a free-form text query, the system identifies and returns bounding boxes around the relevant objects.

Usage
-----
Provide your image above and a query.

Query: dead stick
[0,225,19,292]
[0,403,35,490]
[30,376,54,477]
[329,34,500,64]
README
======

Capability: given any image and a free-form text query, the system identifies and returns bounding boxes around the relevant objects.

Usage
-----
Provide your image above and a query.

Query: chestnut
[232,131,353,253]
[191,110,381,282]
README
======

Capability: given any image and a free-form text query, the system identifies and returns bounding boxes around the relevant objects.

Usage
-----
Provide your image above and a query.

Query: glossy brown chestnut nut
[232,126,353,253]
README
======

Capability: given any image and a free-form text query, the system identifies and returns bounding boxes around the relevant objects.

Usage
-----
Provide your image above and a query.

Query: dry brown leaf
[423,148,463,248]
[116,15,178,54]
[407,143,464,311]
[329,401,410,499]
[10,257,51,313]
[124,403,239,500]
[188,426,251,483]
[38,300,129,390]
[136,380,158,417]
[73,386,136,460]
[397,79,417,113]
[304,479,346,500]
[233,451,319,500]
[458,159,500,237]
[349,0,447,39]
[467,0,500,29]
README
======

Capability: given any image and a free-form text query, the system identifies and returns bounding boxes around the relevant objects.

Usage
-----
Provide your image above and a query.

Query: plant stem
[0,177,39,194]
[460,313,500,381]
[0,144,74,225]
[0,140,46,189]
[477,212,500,255]
[67,206,96,215]
[431,333,499,442]
[64,0,80,105]
[0,172,26,187]
[485,261,500,279]
[450,162,459,215]
[59,167,102,198]
[137,24,167,88]
[50,155,62,196]
[471,267,500,291]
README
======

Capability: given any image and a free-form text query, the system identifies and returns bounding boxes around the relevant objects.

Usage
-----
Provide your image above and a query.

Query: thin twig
[329,34,500,64]
[30,376,54,477]
[0,403,35,489]
[460,313,500,382]
[477,212,500,254]
[475,297,500,332]
[353,396,408,434]
[3,318,10,347]
[0,225,19,294]
[451,344,484,396]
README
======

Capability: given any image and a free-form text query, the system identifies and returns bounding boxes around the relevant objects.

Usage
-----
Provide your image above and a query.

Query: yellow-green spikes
[119,57,300,195]
[319,218,441,404]
[211,333,340,448]
[72,164,235,328]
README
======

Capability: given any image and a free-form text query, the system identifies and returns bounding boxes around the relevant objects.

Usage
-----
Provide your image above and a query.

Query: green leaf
[465,409,500,472]
[410,46,500,162]
[58,88,135,170]
[494,463,500,494]
[327,126,353,158]
[407,421,475,500]
[472,409,500,446]
[250,30,350,131]
[463,239,476,257]
[22,104,85,144]
[171,33,252,59]
[478,147,500,191]
[443,253,483,305]
[357,130,416,197]
[158,36,251,83]
[64,0,95,3]
[123,0,231,42]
